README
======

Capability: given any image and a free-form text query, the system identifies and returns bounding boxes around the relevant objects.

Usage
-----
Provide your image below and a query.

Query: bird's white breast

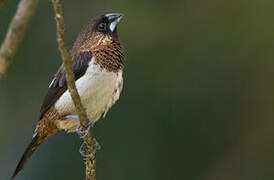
[55,58,123,123]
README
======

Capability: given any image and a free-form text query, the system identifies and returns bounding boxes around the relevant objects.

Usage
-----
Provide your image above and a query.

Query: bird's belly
[55,64,122,128]
[81,73,117,121]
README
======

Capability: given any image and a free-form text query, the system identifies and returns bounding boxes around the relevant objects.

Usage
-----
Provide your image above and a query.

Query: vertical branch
[51,1,96,180]
[0,0,39,79]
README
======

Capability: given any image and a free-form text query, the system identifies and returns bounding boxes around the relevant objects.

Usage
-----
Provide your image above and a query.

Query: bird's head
[72,13,123,53]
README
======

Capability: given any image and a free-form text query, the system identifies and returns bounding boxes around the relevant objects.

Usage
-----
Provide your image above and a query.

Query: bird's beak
[106,13,123,32]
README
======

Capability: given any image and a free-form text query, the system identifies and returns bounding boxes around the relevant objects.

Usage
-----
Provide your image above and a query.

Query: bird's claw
[79,138,101,159]
[76,115,94,138]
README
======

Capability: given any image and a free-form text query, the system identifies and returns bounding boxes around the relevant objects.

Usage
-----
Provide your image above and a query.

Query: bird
[11,13,125,179]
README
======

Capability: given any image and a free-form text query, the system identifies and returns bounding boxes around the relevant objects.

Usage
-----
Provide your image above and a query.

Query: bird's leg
[79,138,101,159]
[63,114,95,138]
[76,115,94,138]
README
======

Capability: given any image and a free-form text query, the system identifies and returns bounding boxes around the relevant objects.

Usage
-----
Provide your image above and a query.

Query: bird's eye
[98,23,107,31]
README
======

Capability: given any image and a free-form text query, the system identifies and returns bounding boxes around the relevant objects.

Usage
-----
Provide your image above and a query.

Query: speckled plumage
[93,40,124,72]
[12,13,125,179]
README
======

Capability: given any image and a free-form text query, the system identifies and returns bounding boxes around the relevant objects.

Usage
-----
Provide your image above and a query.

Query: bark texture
[51,1,97,180]
[0,0,39,79]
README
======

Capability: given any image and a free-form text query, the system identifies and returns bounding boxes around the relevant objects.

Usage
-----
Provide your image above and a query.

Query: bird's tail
[11,134,45,179]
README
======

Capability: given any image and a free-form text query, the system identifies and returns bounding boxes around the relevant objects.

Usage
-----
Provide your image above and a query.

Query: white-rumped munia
[11,13,125,179]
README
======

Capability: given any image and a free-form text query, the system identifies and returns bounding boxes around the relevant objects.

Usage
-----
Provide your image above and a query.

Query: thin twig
[0,0,39,79]
[51,1,96,180]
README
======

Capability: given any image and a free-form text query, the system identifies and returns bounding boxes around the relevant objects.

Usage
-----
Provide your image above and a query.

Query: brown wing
[39,51,93,119]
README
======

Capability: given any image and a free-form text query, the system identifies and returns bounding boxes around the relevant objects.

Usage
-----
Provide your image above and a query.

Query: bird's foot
[76,115,95,138]
[63,114,94,138]
[79,138,101,159]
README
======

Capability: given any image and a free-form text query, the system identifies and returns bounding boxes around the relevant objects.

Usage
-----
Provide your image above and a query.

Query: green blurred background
[1,0,274,179]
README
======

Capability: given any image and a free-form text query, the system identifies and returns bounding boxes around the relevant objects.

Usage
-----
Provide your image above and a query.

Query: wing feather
[39,51,93,119]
